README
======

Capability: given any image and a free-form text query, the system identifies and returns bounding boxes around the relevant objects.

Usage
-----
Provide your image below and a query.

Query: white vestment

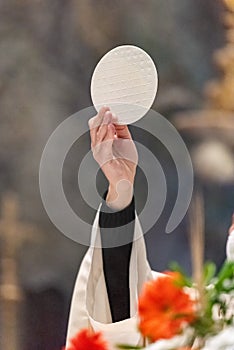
[66,207,162,349]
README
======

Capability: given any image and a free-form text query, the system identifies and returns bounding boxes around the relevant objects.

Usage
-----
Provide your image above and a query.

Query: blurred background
[0,0,233,349]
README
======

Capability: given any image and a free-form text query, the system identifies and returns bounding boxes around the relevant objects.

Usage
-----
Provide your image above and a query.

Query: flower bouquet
[120,259,234,350]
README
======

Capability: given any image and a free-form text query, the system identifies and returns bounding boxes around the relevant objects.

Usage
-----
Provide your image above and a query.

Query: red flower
[64,329,109,350]
[138,272,196,342]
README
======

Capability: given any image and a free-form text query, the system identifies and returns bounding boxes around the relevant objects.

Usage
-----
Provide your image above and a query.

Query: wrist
[106,181,133,210]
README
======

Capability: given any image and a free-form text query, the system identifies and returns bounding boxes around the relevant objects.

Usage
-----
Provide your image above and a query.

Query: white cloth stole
[65,205,162,349]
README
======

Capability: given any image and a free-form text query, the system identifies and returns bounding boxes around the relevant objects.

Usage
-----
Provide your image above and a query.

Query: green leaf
[192,315,215,337]
[117,345,143,349]
[214,261,234,291]
[169,261,192,287]
[203,262,216,285]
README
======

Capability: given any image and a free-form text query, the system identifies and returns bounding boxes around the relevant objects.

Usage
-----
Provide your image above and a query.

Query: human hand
[88,106,138,210]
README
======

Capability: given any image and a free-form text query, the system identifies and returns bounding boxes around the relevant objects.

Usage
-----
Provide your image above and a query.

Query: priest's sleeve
[99,191,135,322]
[65,198,155,348]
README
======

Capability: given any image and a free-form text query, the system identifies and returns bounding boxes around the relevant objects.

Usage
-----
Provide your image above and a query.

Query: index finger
[88,106,110,145]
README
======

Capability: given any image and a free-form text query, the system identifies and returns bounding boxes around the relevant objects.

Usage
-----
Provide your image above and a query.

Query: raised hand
[88,106,138,210]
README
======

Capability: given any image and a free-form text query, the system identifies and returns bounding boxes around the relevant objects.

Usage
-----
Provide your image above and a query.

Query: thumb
[114,124,132,139]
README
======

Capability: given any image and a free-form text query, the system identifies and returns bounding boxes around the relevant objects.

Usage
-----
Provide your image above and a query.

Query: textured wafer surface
[91,45,158,124]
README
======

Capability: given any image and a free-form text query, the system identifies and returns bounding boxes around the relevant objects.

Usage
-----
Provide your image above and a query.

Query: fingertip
[99,106,110,115]
[112,113,119,124]
[103,111,112,125]
[105,110,112,117]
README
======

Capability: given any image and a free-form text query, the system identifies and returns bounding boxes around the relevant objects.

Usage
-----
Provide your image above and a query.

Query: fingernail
[112,113,118,122]
[103,111,111,124]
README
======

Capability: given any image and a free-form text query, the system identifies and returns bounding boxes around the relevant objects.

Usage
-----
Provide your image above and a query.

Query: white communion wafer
[90,45,158,124]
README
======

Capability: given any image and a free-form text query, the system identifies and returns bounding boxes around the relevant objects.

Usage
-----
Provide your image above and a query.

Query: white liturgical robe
[66,206,162,349]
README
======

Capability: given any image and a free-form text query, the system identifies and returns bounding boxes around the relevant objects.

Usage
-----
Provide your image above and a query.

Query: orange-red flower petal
[65,329,109,350]
[138,272,196,342]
